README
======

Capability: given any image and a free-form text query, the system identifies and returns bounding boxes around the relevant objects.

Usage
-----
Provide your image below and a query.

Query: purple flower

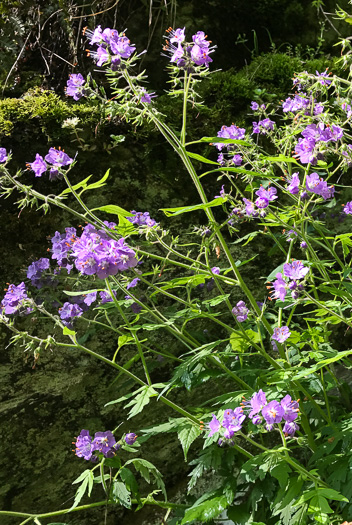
[59,302,83,321]
[215,124,246,151]
[283,260,309,280]
[1,282,31,315]
[232,300,249,322]
[344,202,352,215]
[109,35,136,59]
[262,400,284,425]
[75,430,93,460]
[316,69,332,86]
[170,27,186,44]
[127,211,157,227]
[28,153,47,177]
[280,395,299,422]
[243,198,256,217]
[232,154,242,166]
[272,326,291,344]
[300,241,307,249]
[95,45,109,66]
[247,390,267,419]
[222,407,246,438]
[92,431,117,458]
[191,44,213,66]
[255,186,277,202]
[170,42,184,63]
[0,148,8,163]
[211,266,220,275]
[66,73,86,101]
[208,414,221,437]
[125,433,137,445]
[255,196,269,209]
[253,119,275,134]
[286,230,298,243]
[82,292,97,307]
[126,278,140,290]
[250,101,259,111]
[100,290,116,304]
[286,172,300,195]
[314,103,324,115]
[283,421,299,436]
[192,31,210,48]
[282,95,309,113]
[27,258,50,288]
[271,272,287,301]
[140,88,156,103]
[45,148,73,167]
[294,138,316,165]
[88,25,103,45]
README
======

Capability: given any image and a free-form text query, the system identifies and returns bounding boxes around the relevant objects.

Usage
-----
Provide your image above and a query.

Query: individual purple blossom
[246,389,267,419]
[215,124,246,150]
[232,154,242,166]
[314,103,324,115]
[45,148,73,167]
[272,326,291,344]
[215,184,226,198]
[271,272,287,301]
[262,400,284,425]
[232,300,249,322]
[256,185,277,202]
[283,260,309,280]
[27,258,50,288]
[109,35,136,59]
[125,296,142,314]
[286,172,300,195]
[250,101,259,111]
[88,25,103,45]
[211,266,220,275]
[170,27,186,44]
[99,290,116,304]
[191,44,213,66]
[283,421,299,436]
[208,414,221,437]
[66,73,86,101]
[82,292,97,307]
[255,196,269,209]
[286,230,298,243]
[280,395,299,422]
[253,119,275,134]
[59,302,83,321]
[95,45,109,66]
[1,282,30,315]
[300,241,307,249]
[126,278,140,290]
[125,433,137,445]
[28,153,47,177]
[192,31,210,48]
[316,69,332,86]
[170,43,184,63]
[294,137,316,165]
[222,407,246,438]
[140,88,156,103]
[127,211,157,227]
[0,148,8,163]
[343,202,352,215]
[75,430,93,460]
[243,198,256,217]
[92,431,117,458]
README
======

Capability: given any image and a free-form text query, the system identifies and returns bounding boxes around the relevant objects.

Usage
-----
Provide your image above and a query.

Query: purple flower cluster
[85,26,136,69]
[272,326,291,344]
[241,390,299,435]
[74,429,119,461]
[252,118,275,135]
[127,210,157,227]
[50,223,138,279]
[140,87,156,104]
[316,69,332,86]
[214,123,244,166]
[208,407,246,443]
[238,185,278,219]
[163,28,214,69]
[306,172,335,200]
[232,300,249,322]
[343,201,352,215]
[1,282,31,315]
[27,148,73,179]
[27,258,51,289]
[295,123,343,165]
[250,101,266,111]
[282,94,323,116]
[269,260,309,302]
[0,148,8,163]
[66,73,86,101]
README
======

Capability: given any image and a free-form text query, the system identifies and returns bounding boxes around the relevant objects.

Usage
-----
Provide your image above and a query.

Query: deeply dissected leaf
[177,422,202,461]
[112,481,132,508]
[181,495,229,524]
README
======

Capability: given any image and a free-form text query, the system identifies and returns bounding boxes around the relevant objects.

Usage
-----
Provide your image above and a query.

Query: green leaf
[262,154,300,165]
[227,504,251,523]
[186,151,218,164]
[230,329,261,352]
[84,169,110,191]
[90,204,132,216]
[186,136,250,146]
[63,326,76,337]
[266,263,285,282]
[125,386,157,419]
[160,197,226,217]
[177,423,202,461]
[181,495,229,524]
[308,495,333,514]
[119,467,140,497]
[199,167,271,179]
[63,288,102,296]
[59,175,92,196]
[112,481,131,508]
[104,386,144,407]
[125,458,166,499]
[70,470,93,510]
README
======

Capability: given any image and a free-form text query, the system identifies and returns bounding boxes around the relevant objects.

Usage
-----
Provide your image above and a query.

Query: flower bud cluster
[163,28,214,70]
[269,260,309,302]
[1,282,32,315]
[85,26,136,70]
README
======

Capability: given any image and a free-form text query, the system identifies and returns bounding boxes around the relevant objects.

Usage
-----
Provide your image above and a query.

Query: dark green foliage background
[0,1,351,523]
